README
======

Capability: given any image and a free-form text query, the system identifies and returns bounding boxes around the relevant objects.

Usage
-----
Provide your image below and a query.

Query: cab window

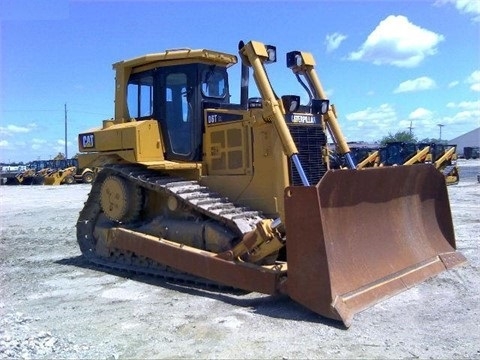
[201,67,227,98]
[127,75,153,118]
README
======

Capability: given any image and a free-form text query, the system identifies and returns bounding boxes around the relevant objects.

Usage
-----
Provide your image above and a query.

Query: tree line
[379,131,448,145]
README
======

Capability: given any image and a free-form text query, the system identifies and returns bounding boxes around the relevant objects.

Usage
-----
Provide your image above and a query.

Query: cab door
[157,65,201,161]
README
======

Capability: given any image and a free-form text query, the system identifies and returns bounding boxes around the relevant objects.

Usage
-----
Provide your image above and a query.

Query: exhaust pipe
[240,53,249,109]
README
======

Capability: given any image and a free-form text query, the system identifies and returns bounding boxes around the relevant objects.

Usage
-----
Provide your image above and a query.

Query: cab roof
[113,48,238,70]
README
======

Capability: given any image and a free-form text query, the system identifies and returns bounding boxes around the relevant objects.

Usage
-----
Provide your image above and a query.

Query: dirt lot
[1,160,479,359]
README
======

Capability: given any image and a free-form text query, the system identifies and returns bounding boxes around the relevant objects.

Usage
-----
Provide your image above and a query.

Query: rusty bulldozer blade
[284,164,467,327]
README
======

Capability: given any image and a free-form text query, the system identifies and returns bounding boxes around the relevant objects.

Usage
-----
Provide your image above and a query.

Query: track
[76,164,264,285]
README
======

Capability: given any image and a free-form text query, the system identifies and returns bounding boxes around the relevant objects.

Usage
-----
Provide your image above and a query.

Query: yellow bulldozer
[76,40,466,327]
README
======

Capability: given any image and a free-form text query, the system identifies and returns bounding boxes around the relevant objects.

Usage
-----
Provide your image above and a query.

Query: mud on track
[1,159,479,359]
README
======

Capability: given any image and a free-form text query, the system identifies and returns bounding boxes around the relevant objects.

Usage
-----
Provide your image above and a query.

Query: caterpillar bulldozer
[76,40,466,327]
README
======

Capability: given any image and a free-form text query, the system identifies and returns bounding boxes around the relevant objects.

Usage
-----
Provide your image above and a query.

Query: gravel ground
[1,159,479,359]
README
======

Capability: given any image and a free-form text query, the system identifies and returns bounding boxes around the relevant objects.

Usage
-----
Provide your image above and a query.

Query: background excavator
[76,40,466,327]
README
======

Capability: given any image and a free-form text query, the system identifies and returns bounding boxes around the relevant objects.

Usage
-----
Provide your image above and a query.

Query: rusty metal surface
[284,164,467,327]
[108,227,284,295]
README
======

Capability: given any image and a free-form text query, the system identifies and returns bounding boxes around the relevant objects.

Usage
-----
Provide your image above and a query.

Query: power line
[2,109,63,113]
[68,110,111,116]
[2,109,110,116]
[1,109,112,118]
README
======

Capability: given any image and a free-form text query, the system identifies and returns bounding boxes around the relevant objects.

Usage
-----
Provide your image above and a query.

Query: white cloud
[402,108,436,137]
[325,32,347,53]
[442,109,480,126]
[439,100,480,139]
[0,123,38,136]
[346,103,396,123]
[455,0,480,20]
[436,0,480,22]
[448,80,460,88]
[409,107,434,120]
[31,138,47,151]
[0,140,9,148]
[403,109,445,140]
[465,70,480,91]
[342,103,459,141]
[348,15,444,67]
[446,100,480,110]
[8,125,30,133]
[405,100,479,140]
[344,103,399,141]
[394,76,437,93]
[0,124,31,135]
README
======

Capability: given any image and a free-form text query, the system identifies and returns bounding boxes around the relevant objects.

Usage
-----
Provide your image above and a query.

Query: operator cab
[125,62,232,162]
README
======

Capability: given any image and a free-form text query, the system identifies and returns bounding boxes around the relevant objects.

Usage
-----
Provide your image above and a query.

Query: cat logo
[80,133,95,149]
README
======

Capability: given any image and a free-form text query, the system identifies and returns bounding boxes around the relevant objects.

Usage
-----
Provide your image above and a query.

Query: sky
[0,0,479,163]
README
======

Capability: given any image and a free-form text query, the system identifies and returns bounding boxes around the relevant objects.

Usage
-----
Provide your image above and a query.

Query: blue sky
[1,0,479,163]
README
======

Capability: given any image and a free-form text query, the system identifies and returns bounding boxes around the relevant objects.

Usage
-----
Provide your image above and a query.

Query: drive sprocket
[100,175,143,223]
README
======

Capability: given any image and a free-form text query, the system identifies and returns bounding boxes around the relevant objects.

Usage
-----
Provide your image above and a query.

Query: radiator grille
[288,125,328,186]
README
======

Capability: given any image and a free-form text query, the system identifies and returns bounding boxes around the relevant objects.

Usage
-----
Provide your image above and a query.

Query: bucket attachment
[43,176,57,185]
[284,164,466,327]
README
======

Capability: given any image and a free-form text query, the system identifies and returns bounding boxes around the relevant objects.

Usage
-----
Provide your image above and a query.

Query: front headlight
[286,51,302,68]
[265,45,277,63]
[281,95,300,113]
[312,99,330,115]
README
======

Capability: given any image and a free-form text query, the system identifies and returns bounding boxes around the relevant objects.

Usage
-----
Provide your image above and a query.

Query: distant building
[448,127,480,157]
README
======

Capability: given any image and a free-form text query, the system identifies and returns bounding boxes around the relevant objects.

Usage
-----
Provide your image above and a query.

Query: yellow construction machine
[44,166,77,185]
[356,150,381,168]
[330,144,381,170]
[76,40,466,327]
[75,166,95,184]
[352,146,382,169]
[420,143,460,185]
[43,158,95,185]
[379,142,459,185]
[4,168,34,185]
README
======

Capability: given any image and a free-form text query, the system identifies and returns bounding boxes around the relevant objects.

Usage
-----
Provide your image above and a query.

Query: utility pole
[408,121,414,137]
[437,123,444,141]
[64,103,68,159]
